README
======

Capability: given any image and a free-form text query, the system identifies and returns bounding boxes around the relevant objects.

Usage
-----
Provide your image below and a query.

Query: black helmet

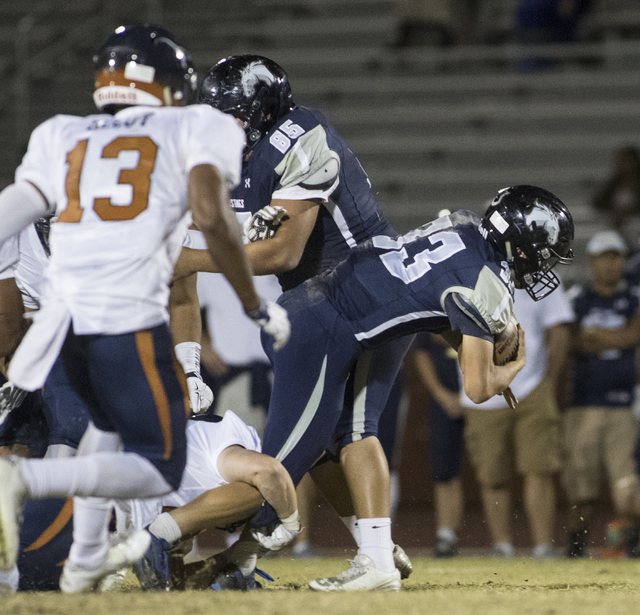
[481,185,574,301]
[198,55,295,151]
[93,24,197,113]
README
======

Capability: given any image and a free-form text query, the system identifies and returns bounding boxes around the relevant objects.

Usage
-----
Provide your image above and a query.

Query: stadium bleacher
[2,0,640,282]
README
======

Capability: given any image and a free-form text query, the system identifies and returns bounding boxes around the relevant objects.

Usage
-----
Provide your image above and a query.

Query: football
[493,316,519,366]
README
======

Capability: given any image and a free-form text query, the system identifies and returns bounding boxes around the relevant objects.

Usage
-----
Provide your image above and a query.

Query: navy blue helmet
[93,24,197,113]
[481,185,574,300]
[198,55,295,151]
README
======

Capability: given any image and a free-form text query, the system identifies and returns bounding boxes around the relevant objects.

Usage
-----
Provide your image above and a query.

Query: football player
[217,185,574,591]
[0,24,289,593]
[178,55,417,586]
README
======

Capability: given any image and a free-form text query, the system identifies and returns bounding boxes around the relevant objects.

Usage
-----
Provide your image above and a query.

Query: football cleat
[393,544,413,578]
[0,457,27,572]
[132,533,172,590]
[435,535,458,559]
[209,551,273,591]
[60,530,151,593]
[309,554,401,592]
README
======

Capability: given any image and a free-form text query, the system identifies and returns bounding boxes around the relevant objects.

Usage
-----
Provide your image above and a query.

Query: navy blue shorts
[429,399,465,483]
[18,498,73,591]
[55,323,189,489]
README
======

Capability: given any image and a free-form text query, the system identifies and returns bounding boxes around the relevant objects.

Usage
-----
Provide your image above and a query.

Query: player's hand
[248,301,291,351]
[185,373,214,415]
[243,205,289,242]
[250,523,300,552]
[0,381,28,426]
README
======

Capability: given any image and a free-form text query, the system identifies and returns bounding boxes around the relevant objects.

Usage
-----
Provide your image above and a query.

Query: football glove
[247,301,290,351]
[186,372,214,415]
[250,523,300,553]
[0,381,28,426]
[243,205,289,242]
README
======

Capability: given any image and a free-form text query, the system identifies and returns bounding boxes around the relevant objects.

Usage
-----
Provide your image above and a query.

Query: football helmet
[481,185,574,300]
[198,55,295,151]
[93,24,197,113]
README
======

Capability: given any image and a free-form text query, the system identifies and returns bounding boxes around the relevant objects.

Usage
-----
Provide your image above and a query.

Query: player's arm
[0,182,50,246]
[173,198,319,279]
[169,273,201,346]
[189,164,262,314]
[576,315,640,353]
[458,328,526,405]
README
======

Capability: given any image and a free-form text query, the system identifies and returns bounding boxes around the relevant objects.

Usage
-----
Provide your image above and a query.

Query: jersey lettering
[378,230,465,284]
[269,130,291,154]
[279,119,305,139]
[60,136,158,223]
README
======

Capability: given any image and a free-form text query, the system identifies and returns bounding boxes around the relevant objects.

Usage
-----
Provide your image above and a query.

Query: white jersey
[0,235,18,281]
[121,411,261,531]
[14,225,49,310]
[15,104,244,335]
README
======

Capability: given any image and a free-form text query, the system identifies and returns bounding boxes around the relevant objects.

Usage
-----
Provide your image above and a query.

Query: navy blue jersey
[315,210,514,348]
[569,283,639,408]
[231,106,395,290]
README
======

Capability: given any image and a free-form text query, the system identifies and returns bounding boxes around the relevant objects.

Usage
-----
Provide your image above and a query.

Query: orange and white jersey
[15,104,245,334]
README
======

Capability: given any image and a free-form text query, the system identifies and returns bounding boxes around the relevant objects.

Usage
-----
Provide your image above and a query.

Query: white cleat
[393,544,413,580]
[0,457,27,572]
[309,554,401,592]
[60,530,151,594]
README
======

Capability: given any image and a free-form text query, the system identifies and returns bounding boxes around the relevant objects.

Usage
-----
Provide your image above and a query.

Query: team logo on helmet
[241,61,276,97]
[524,202,561,245]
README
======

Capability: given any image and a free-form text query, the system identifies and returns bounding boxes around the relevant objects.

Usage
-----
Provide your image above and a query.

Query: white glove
[250,523,300,552]
[0,381,28,426]
[247,301,291,351]
[243,205,289,242]
[186,373,214,415]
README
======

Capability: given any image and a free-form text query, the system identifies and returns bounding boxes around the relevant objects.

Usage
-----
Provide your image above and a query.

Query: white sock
[149,512,183,545]
[357,518,394,573]
[68,497,112,569]
[225,540,258,577]
[437,527,457,542]
[0,566,19,593]
[20,452,172,499]
[341,515,360,547]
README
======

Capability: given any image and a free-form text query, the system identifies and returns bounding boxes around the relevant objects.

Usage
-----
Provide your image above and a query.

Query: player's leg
[0,325,188,584]
[310,336,412,592]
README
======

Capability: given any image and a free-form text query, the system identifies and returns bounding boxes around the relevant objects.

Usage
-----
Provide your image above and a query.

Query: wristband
[174,341,201,375]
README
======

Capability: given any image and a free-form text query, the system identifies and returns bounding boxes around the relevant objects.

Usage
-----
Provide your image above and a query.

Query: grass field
[3,556,640,615]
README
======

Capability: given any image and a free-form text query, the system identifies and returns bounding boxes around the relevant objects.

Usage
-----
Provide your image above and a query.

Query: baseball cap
[586,230,627,255]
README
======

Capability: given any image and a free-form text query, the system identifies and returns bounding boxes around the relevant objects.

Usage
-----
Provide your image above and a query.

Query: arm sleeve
[441,265,513,336]
[272,124,340,202]
[444,293,494,342]
[15,117,58,209]
[183,105,246,189]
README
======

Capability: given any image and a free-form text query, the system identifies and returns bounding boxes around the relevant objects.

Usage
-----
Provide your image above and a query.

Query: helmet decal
[241,61,277,97]
[524,202,561,245]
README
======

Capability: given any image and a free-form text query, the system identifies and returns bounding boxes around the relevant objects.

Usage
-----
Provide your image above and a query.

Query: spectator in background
[412,333,464,558]
[515,0,593,71]
[461,287,571,559]
[394,0,456,47]
[593,146,640,246]
[564,230,640,557]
